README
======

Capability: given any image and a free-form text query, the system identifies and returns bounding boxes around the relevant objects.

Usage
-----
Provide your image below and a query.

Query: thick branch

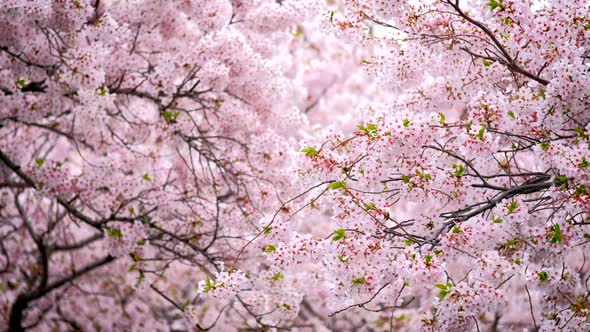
[0,149,102,230]
[446,0,549,85]
[441,178,553,221]
[8,255,115,332]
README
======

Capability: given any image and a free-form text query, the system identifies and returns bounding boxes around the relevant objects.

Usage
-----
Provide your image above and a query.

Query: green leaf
[357,123,377,135]
[486,0,503,10]
[263,245,277,253]
[98,87,108,96]
[451,226,462,234]
[418,171,432,181]
[476,127,486,140]
[539,90,546,100]
[128,264,136,272]
[452,164,466,177]
[332,229,346,241]
[492,215,503,224]
[402,118,410,127]
[435,282,453,299]
[357,125,368,135]
[162,110,180,123]
[163,110,173,122]
[555,175,570,187]
[15,78,27,88]
[363,202,377,211]
[129,251,141,262]
[539,141,551,150]
[401,175,411,184]
[438,112,446,125]
[300,147,317,157]
[506,200,518,214]
[262,226,273,235]
[329,181,347,190]
[107,228,122,238]
[503,238,522,250]
[424,254,433,263]
[351,276,366,285]
[537,271,549,283]
[574,185,588,197]
[180,301,189,311]
[507,110,515,119]
[142,173,152,182]
[549,223,563,244]
[271,272,284,281]
[404,239,413,246]
[338,255,348,263]
[482,59,493,67]
[203,276,216,293]
[35,158,45,167]
[579,157,589,169]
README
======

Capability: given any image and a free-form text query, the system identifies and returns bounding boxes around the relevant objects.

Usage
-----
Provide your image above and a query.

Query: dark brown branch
[441,179,553,221]
[8,255,115,332]
[0,149,102,230]
[329,283,391,316]
[446,0,549,85]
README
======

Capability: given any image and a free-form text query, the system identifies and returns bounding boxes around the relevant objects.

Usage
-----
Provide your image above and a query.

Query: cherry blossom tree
[1,0,589,331]
[0,0,327,330]
[273,0,590,331]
